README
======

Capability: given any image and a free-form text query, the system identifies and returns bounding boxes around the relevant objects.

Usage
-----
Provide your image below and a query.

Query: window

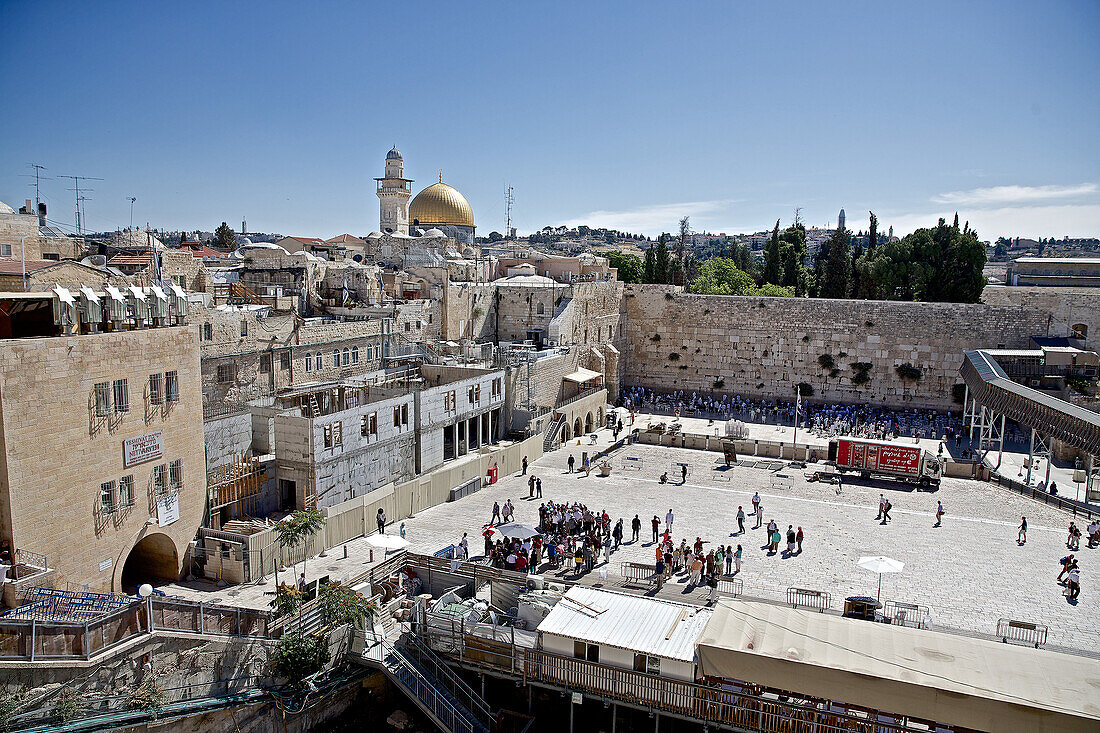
[305,353,313,372]
[1072,323,1088,340]
[323,424,333,448]
[202,323,212,341]
[153,464,167,495]
[351,346,359,364]
[280,352,291,370]
[0,243,10,257]
[333,349,340,368]
[362,412,377,437]
[404,322,411,333]
[491,378,502,397]
[169,459,183,492]
[342,347,350,366]
[537,302,544,315]
[260,353,272,373]
[94,382,111,417]
[315,352,323,369]
[119,475,134,507]
[468,386,475,405]
[240,320,248,337]
[165,371,179,403]
[332,421,342,446]
[445,390,456,411]
[573,641,599,663]
[401,404,408,425]
[100,481,116,514]
[633,653,660,675]
[112,379,129,413]
[149,373,163,405]
[217,364,234,384]
[394,405,401,427]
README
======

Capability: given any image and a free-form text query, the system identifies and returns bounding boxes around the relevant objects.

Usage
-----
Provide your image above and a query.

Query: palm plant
[274,509,326,582]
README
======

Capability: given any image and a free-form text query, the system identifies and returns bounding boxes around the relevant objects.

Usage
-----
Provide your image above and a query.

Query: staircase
[356,632,492,733]
[543,413,565,452]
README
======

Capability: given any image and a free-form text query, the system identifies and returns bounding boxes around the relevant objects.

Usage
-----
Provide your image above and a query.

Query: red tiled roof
[284,236,325,246]
[0,259,57,275]
[178,243,230,259]
[325,233,365,244]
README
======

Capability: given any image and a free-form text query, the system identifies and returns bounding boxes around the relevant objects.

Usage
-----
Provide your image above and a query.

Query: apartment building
[0,291,204,598]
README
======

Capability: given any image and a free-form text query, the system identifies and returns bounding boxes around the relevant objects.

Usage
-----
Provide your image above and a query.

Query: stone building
[0,292,204,597]
[0,199,83,263]
[1005,256,1100,287]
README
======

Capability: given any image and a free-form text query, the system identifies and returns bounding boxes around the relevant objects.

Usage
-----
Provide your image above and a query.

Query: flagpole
[793,386,799,453]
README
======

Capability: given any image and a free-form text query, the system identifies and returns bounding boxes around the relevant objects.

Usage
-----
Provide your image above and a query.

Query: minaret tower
[375,146,413,234]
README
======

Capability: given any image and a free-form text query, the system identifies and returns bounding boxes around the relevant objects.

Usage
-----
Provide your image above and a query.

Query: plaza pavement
[400,424,1100,654]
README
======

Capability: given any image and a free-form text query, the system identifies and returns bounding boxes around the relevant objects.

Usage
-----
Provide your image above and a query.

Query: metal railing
[14,549,48,571]
[882,600,929,629]
[717,575,744,597]
[619,562,659,586]
[990,472,1099,520]
[379,637,484,733]
[400,633,495,730]
[786,587,831,612]
[997,618,1048,648]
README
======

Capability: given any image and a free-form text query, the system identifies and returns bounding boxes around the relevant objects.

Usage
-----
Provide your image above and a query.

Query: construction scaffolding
[207,453,264,530]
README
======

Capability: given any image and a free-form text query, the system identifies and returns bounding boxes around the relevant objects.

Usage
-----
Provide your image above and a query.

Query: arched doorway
[585,412,594,433]
[573,417,583,438]
[561,423,571,442]
[121,533,180,593]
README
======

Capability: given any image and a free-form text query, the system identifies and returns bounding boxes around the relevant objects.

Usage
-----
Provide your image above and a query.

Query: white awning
[564,368,603,384]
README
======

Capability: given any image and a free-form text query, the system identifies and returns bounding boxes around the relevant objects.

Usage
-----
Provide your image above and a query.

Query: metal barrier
[991,473,1099,521]
[619,562,659,587]
[997,618,1048,648]
[620,456,643,470]
[717,576,743,597]
[883,600,929,629]
[787,587,831,612]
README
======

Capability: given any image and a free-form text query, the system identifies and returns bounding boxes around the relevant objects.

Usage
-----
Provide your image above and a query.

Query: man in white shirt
[665,509,675,532]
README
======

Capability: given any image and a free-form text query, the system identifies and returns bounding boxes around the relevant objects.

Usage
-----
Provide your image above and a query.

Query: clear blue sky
[2,0,1098,240]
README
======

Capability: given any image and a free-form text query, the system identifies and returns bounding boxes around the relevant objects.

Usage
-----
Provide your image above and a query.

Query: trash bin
[844,596,881,621]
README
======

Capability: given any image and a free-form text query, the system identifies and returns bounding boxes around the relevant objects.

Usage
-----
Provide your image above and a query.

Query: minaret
[837,208,846,231]
[375,146,413,235]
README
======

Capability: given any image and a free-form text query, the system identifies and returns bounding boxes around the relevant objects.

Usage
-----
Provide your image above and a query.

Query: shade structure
[490,523,541,540]
[857,555,904,602]
[365,534,411,552]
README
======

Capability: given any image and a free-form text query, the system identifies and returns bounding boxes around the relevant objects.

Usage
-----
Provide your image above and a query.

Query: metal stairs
[543,413,565,452]
[356,631,491,733]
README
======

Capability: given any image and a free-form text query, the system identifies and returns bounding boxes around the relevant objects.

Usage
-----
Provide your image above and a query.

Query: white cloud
[931,183,1097,206]
[560,199,737,233]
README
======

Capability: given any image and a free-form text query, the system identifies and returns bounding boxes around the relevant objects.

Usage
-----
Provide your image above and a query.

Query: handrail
[400,633,495,727]
[381,637,481,733]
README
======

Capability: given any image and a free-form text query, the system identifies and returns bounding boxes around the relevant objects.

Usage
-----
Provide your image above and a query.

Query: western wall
[618,284,1056,410]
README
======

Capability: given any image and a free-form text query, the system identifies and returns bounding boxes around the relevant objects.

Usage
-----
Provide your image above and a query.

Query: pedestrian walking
[877,494,886,520]
[631,514,641,542]
[490,501,501,525]
[528,475,536,498]
[666,509,675,533]
[736,506,745,535]
[752,492,761,516]
[400,522,407,539]
[882,499,892,523]
[459,533,469,560]
[522,456,528,475]
[734,544,742,573]
[377,508,386,534]
[1018,516,1027,544]
[567,454,575,473]
[754,500,763,529]
[770,528,781,555]
[1068,522,1081,550]
[1066,566,1081,601]
[681,464,688,484]
[1057,554,1075,582]
[651,515,661,543]
[934,501,945,528]
[724,546,733,574]
[785,525,796,556]
[796,526,803,554]
[707,573,719,604]
[536,477,543,498]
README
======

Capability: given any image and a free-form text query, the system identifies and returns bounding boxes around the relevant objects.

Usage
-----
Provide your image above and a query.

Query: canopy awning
[695,600,1100,733]
[564,367,604,384]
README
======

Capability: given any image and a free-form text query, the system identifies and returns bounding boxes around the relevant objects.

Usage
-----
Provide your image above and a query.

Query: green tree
[755,282,796,297]
[762,220,782,285]
[642,247,656,283]
[819,227,851,298]
[654,235,671,284]
[778,224,809,296]
[318,584,378,629]
[213,222,236,251]
[271,632,331,689]
[605,251,644,283]
[274,509,326,581]
[687,258,757,295]
[488,231,503,242]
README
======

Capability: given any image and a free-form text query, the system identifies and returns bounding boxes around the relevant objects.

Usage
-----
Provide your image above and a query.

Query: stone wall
[982,285,1100,351]
[619,285,1053,409]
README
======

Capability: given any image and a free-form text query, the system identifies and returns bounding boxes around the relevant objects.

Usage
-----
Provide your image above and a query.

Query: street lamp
[19,235,29,291]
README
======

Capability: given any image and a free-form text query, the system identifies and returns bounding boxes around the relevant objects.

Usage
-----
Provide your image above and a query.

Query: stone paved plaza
[400,426,1100,654]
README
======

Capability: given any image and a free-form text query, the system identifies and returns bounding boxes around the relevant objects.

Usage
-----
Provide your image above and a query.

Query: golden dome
[409,178,474,228]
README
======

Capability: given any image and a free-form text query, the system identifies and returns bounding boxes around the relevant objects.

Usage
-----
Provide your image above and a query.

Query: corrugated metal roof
[536,586,711,663]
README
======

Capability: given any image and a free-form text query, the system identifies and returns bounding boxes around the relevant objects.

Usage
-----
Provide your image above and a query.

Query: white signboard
[156,493,180,527]
[99,558,113,572]
[124,431,164,467]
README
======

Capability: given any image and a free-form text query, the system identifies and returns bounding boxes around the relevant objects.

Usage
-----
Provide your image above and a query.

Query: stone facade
[982,285,1100,351]
[620,285,1053,409]
[0,326,205,593]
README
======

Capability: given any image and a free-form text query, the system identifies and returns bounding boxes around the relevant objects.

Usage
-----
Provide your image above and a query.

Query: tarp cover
[695,600,1100,733]
[563,367,604,384]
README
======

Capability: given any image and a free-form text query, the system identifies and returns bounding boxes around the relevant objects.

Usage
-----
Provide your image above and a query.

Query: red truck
[828,438,943,489]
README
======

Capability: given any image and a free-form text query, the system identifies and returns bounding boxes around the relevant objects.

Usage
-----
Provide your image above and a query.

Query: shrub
[895,363,923,381]
[271,633,331,688]
[817,354,835,370]
[668,353,680,361]
[649,334,661,342]
[128,679,165,713]
[796,382,814,397]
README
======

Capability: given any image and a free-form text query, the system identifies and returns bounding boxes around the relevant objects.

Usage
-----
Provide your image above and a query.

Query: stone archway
[120,533,180,593]
[573,417,583,438]
[561,423,571,442]
[585,411,594,434]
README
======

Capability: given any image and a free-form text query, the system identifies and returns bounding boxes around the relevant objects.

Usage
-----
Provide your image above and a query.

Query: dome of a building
[424,228,446,238]
[0,200,15,216]
[386,146,402,160]
[409,180,474,228]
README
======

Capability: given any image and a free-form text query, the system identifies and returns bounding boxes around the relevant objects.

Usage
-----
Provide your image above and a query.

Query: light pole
[19,235,30,291]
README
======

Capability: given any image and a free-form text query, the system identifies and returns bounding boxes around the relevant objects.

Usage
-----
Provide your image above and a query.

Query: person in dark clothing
[631,515,641,542]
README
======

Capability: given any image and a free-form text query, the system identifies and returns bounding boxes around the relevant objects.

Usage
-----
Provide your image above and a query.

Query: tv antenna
[504,185,515,239]
[21,164,50,209]
[59,174,103,235]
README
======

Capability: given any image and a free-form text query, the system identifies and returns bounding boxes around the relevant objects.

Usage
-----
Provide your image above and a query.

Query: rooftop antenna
[22,164,50,208]
[127,197,137,248]
[504,185,514,240]
[59,174,103,236]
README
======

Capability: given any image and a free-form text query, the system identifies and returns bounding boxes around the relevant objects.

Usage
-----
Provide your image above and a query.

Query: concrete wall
[620,285,1052,409]
[204,412,254,470]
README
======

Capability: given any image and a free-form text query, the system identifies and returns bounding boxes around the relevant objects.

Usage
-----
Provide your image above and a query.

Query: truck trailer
[827,438,943,489]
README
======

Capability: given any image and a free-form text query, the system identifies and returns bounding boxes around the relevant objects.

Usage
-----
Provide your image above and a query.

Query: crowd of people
[619,386,963,442]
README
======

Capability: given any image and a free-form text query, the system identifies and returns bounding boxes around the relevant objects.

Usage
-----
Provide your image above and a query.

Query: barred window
[100,481,116,513]
[280,351,291,370]
[113,379,129,413]
[217,364,234,384]
[154,464,167,495]
[342,347,350,366]
[169,459,183,492]
[323,424,334,448]
[165,371,180,403]
[149,374,163,405]
[94,382,111,417]
[119,475,135,507]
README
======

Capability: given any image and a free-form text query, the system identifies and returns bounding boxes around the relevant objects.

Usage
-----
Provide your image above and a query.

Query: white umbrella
[857,555,904,603]
[365,534,410,552]
[490,523,541,541]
